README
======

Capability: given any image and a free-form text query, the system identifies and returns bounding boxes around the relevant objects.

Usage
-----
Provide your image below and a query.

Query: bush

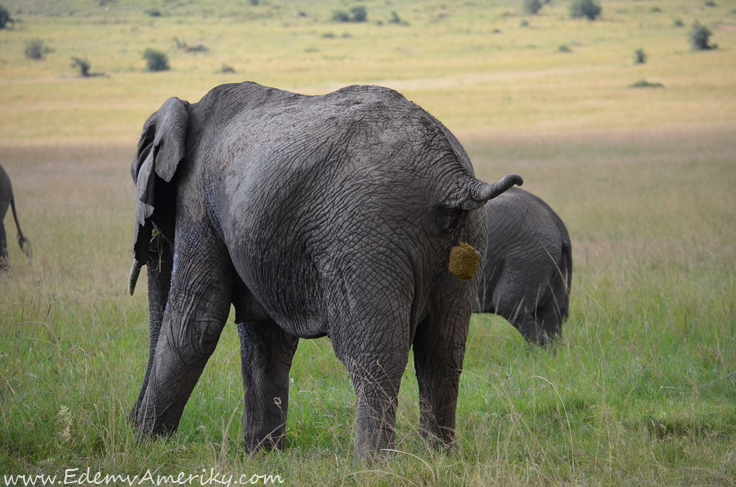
[388,11,408,25]
[70,57,91,76]
[331,10,350,22]
[0,5,14,29]
[25,39,51,60]
[143,48,169,71]
[689,21,715,50]
[570,0,602,20]
[218,63,235,74]
[630,79,664,88]
[350,6,367,22]
[522,0,543,15]
[332,6,367,22]
[634,48,646,64]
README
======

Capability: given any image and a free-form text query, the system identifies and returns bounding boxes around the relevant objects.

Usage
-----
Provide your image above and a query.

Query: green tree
[689,21,715,50]
[350,6,367,22]
[522,0,543,15]
[143,48,169,71]
[0,5,13,29]
[25,39,51,60]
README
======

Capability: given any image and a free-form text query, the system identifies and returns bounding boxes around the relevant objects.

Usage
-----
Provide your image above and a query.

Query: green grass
[1,0,736,485]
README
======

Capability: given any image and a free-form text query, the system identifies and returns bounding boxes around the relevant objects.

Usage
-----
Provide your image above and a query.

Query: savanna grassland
[1,0,735,485]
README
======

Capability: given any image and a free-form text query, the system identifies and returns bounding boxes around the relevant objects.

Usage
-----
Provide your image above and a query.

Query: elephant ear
[129,97,189,295]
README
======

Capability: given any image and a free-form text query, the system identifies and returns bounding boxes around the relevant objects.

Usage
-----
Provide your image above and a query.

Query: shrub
[673,18,684,27]
[570,0,602,20]
[25,39,51,60]
[70,57,91,76]
[689,21,715,50]
[332,6,367,22]
[218,63,235,74]
[558,44,572,52]
[0,5,14,29]
[331,10,350,22]
[388,11,408,25]
[522,0,543,15]
[634,48,646,64]
[350,6,367,22]
[630,79,664,88]
[145,9,162,17]
[143,48,169,71]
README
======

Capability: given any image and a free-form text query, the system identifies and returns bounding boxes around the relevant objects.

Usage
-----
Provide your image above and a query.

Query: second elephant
[475,188,572,346]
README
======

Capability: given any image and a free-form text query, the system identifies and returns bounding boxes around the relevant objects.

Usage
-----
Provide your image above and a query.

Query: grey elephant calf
[0,163,31,270]
[475,188,572,346]
[127,81,522,462]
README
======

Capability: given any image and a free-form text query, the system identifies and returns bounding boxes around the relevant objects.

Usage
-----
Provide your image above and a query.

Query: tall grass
[1,125,734,485]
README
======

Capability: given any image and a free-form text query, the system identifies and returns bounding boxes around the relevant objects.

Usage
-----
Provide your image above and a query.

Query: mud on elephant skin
[127,81,522,462]
[475,187,572,346]
[0,163,31,271]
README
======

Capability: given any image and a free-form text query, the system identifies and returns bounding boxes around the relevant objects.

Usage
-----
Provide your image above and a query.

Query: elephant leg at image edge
[237,320,299,452]
[136,228,233,436]
[129,235,173,423]
[412,299,472,447]
[0,199,9,270]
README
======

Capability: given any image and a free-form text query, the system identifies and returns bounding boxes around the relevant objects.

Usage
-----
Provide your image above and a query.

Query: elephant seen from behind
[475,187,572,346]
[127,81,522,461]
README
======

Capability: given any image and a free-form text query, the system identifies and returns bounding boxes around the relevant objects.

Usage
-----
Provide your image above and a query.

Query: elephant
[0,163,31,270]
[474,187,572,346]
[127,81,522,461]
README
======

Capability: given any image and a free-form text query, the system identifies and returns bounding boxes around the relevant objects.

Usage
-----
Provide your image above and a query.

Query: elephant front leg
[130,235,173,424]
[238,320,299,452]
[413,304,471,447]
[136,233,233,437]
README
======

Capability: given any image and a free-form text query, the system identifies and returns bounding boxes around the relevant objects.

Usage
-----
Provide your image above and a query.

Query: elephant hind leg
[345,351,407,463]
[0,200,9,271]
[238,320,299,453]
[413,310,469,449]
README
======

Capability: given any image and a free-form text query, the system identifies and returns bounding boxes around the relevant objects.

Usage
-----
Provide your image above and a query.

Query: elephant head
[128,97,188,296]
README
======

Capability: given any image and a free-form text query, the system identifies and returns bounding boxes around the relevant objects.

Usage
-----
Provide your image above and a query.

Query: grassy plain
[1,0,735,485]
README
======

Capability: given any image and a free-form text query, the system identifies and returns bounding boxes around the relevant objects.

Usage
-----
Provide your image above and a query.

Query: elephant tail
[448,174,524,211]
[557,237,573,320]
[10,196,31,258]
[473,174,524,204]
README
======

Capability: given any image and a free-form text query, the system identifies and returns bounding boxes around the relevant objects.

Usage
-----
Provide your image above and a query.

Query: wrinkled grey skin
[0,163,31,270]
[127,82,522,462]
[475,188,572,346]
